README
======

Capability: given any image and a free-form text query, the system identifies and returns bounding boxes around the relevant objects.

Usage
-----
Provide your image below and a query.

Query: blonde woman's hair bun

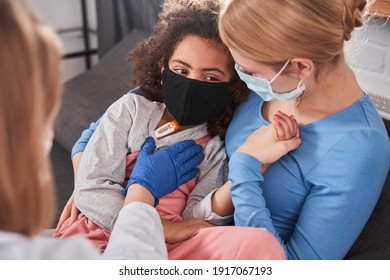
[343,0,371,41]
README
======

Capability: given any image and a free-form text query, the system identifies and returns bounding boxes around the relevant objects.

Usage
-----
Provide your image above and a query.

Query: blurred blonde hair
[0,0,62,236]
[219,0,373,68]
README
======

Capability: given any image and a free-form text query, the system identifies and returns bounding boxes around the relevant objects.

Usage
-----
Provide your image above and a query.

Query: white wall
[26,0,98,81]
[345,17,390,118]
[346,17,390,98]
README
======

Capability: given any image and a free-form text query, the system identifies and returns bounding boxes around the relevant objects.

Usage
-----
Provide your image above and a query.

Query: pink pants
[55,136,285,259]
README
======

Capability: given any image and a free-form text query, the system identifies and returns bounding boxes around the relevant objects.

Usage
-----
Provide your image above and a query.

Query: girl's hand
[260,111,299,173]
[162,218,214,244]
[260,111,299,175]
[54,192,80,232]
[237,112,301,165]
[272,111,300,141]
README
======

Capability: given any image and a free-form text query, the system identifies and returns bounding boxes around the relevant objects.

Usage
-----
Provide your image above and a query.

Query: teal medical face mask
[234,60,305,101]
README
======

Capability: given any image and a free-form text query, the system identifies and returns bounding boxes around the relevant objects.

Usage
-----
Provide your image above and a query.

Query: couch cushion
[54,28,150,152]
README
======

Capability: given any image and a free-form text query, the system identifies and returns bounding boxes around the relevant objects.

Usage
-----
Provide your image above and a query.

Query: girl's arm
[73,95,136,231]
[181,137,233,225]
[210,181,233,217]
[55,120,100,231]
[56,89,138,231]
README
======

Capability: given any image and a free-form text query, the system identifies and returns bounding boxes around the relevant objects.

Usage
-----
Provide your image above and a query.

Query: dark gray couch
[51,0,390,259]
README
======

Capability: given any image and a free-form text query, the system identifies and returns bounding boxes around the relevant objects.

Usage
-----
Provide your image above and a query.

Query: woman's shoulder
[339,94,389,149]
[343,127,390,156]
[299,100,389,177]
[358,94,389,138]
[302,94,388,146]
[313,121,389,161]
[307,124,390,177]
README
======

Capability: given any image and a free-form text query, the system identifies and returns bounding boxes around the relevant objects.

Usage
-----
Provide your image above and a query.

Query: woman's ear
[290,58,315,80]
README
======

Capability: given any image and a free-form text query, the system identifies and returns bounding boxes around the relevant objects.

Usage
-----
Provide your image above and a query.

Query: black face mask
[161,63,234,126]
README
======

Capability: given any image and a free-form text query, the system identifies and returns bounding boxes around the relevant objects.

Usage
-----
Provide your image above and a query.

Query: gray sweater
[74,94,232,231]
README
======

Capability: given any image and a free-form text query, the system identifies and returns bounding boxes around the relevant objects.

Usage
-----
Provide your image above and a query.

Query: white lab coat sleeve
[0,204,166,260]
[102,202,168,259]
[0,231,101,259]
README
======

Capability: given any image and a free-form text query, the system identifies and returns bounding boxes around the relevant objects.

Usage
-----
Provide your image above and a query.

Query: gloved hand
[124,137,204,206]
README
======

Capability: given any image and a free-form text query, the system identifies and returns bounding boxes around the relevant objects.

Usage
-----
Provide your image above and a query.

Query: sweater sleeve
[181,137,233,225]
[71,118,101,158]
[229,130,390,260]
[71,88,140,158]
[74,95,135,231]
[11,202,167,259]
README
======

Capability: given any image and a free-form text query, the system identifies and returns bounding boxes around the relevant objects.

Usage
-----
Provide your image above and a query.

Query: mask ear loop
[269,59,291,84]
[295,80,305,106]
[296,79,304,89]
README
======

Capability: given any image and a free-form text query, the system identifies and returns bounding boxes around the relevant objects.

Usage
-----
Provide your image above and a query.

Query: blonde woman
[218,0,390,259]
[0,0,202,259]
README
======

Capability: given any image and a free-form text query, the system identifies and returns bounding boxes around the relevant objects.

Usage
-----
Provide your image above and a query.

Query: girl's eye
[174,68,188,76]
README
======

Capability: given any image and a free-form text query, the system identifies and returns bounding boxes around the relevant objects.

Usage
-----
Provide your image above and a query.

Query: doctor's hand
[124,137,204,206]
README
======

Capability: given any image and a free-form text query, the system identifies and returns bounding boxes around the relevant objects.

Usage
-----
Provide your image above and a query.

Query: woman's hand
[237,111,301,165]
[161,218,214,244]
[54,192,80,232]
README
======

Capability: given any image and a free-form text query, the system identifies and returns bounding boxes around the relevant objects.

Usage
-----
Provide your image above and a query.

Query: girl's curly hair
[128,0,248,140]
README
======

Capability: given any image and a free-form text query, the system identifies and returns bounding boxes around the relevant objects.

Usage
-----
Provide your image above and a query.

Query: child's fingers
[277,111,296,134]
[54,193,75,232]
[294,117,300,138]
[55,208,70,232]
[274,114,294,139]
[272,117,288,141]
[275,111,299,139]
[70,205,80,224]
[274,120,285,141]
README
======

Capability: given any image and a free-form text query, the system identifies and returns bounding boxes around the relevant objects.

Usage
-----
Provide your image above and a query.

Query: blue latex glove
[124,137,204,206]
